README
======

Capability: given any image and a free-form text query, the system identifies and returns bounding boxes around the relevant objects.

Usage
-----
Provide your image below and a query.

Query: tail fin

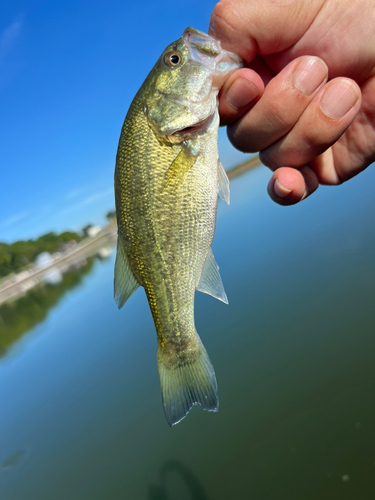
[157,334,218,427]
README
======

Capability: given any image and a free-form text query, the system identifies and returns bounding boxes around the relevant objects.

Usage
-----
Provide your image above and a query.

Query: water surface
[1,166,375,499]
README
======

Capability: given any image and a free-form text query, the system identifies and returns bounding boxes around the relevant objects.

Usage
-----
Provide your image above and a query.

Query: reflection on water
[148,461,209,500]
[1,449,30,473]
[0,226,115,358]
[43,267,63,285]
[0,257,95,357]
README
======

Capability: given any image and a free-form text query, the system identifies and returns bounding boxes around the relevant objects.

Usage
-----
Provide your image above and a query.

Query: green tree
[0,230,83,278]
[106,210,116,221]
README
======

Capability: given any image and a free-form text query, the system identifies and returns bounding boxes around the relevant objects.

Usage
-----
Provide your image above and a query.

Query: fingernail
[273,179,292,198]
[226,78,259,109]
[320,80,359,119]
[293,57,328,96]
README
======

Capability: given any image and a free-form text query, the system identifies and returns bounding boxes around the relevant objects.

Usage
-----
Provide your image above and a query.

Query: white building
[35,252,53,268]
[87,225,102,237]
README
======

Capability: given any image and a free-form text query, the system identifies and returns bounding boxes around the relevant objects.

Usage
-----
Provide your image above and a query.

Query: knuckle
[259,149,281,170]
[210,1,234,32]
[266,99,298,131]
[300,130,333,159]
[227,124,258,153]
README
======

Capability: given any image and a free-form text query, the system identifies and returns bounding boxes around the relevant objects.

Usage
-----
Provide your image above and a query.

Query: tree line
[0,257,95,357]
[0,210,117,279]
[0,231,82,279]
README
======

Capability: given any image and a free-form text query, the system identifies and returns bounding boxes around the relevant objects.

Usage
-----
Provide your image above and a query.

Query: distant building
[34,252,63,284]
[35,252,53,268]
[87,225,102,237]
[43,268,62,285]
[98,247,113,259]
[58,240,77,253]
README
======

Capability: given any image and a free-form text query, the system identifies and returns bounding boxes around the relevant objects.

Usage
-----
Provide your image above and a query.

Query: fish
[114,27,242,426]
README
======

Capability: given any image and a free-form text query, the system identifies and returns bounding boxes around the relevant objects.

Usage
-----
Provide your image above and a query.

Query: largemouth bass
[114,27,242,426]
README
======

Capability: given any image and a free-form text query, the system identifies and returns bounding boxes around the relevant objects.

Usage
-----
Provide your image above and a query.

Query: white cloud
[78,188,114,207]
[0,212,28,229]
[59,187,113,215]
[0,19,23,65]
[65,187,86,200]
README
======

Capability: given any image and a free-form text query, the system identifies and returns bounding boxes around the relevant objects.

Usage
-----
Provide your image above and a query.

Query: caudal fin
[157,335,218,427]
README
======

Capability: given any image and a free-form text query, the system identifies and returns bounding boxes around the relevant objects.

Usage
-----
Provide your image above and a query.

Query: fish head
[144,27,243,143]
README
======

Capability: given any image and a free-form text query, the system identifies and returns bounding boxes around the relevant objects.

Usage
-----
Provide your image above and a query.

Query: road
[0,223,117,305]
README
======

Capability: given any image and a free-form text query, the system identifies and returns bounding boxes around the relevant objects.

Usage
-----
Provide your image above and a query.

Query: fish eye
[164,51,182,68]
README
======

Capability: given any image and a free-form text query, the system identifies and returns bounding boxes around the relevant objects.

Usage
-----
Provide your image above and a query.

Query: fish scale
[114,27,242,426]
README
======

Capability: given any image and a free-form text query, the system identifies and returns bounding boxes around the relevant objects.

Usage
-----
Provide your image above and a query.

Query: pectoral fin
[163,147,197,191]
[114,240,139,309]
[197,248,228,304]
[218,160,230,205]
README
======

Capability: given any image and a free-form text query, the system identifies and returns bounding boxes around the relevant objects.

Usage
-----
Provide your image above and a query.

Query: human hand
[209,0,375,205]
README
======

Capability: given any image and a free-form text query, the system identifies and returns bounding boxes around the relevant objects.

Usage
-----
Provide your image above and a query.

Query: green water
[1,167,375,499]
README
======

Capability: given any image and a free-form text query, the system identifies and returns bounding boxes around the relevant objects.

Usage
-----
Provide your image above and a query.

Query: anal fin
[197,248,228,304]
[114,240,139,309]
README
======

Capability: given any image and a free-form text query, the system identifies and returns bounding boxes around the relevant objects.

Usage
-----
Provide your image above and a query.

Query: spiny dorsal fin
[114,240,139,309]
[197,248,228,304]
[163,147,197,191]
[218,160,230,205]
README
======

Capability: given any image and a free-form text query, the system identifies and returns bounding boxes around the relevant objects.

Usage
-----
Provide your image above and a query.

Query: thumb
[208,0,324,63]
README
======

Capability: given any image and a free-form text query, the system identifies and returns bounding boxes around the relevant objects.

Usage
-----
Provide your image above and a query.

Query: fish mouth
[170,112,215,139]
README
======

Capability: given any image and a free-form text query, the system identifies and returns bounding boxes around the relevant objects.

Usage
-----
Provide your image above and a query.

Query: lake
[1,165,375,499]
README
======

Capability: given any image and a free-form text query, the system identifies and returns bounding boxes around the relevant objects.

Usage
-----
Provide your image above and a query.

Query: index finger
[218,68,264,126]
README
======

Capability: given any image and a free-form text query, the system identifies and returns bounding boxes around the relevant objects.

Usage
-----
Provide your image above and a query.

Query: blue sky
[0,0,250,243]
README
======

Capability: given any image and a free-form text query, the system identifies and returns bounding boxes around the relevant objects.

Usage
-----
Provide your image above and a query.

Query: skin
[209,0,375,205]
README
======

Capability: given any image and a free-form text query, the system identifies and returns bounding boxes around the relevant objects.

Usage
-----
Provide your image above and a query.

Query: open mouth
[172,113,215,138]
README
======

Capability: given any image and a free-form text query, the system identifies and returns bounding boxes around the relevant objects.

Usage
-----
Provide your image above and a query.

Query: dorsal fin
[218,160,230,205]
[114,240,139,309]
[197,248,228,304]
